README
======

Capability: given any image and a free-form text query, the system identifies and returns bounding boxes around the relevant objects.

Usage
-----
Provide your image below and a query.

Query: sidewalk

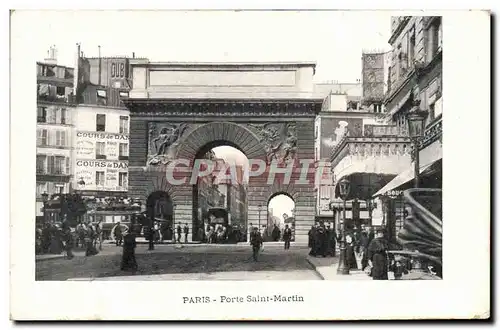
[306,256,371,280]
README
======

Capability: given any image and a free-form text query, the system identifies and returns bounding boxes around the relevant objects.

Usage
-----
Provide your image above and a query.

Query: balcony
[419,115,442,150]
[37,94,76,104]
[36,169,71,181]
[330,127,412,199]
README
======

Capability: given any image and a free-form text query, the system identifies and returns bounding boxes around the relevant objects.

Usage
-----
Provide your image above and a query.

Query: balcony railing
[37,94,76,104]
[419,115,442,150]
[36,169,70,176]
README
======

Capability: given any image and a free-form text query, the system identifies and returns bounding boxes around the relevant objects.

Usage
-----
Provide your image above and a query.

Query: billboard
[320,118,363,159]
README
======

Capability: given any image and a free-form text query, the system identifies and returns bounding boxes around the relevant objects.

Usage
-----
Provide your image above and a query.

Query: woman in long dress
[367,230,389,280]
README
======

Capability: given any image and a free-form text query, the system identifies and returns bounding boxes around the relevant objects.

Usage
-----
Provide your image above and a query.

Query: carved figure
[152,124,188,156]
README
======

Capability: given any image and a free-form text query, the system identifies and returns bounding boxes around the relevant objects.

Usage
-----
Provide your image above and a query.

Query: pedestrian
[114,222,123,246]
[249,227,263,261]
[96,220,103,251]
[176,224,182,243]
[197,226,205,242]
[121,228,138,271]
[308,225,317,256]
[183,223,189,243]
[367,229,389,280]
[61,220,74,260]
[85,224,98,256]
[283,224,292,250]
[148,223,155,251]
[316,225,327,257]
[360,231,370,270]
[345,233,357,269]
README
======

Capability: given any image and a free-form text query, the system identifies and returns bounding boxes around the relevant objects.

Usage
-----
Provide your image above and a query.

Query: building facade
[373,16,443,240]
[328,16,442,242]
[36,47,76,222]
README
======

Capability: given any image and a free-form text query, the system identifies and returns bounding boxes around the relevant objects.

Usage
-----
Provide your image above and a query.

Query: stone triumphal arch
[124,61,322,243]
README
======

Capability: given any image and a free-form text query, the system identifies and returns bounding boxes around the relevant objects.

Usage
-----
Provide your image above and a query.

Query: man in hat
[249,227,263,261]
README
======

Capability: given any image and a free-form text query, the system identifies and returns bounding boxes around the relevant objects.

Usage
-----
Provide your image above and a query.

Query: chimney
[43,45,58,65]
[73,43,81,97]
[132,52,135,58]
[98,45,101,86]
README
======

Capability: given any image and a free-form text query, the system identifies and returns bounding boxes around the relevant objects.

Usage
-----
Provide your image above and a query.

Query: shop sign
[76,160,128,169]
[77,132,128,140]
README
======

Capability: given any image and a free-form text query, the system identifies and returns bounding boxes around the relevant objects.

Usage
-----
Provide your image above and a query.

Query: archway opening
[146,191,174,241]
[193,141,249,243]
[266,193,296,242]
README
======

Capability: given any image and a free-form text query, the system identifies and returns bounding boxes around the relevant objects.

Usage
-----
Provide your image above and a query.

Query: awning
[373,159,441,197]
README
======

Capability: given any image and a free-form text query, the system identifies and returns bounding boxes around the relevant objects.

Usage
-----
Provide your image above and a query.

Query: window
[36,182,46,198]
[119,91,129,98]
[55,131,66,147]
[37,129,48,146]
[53,156,66,174]
[428,103,436,122]
[426,17,442,62]
[46,107,57,124]
[408,29,416,68]
[36,155,46,174]
[96,114,106,131]
[37,107,47,123]
[119,143,128,160]
[97,89,107,106]
[119,116,129,134]
[119,172,128,187]
[96,142,106,159]
[56,86,66,98]
[60,108,67,124]
[96,171,105,186]
[55,185,64,194]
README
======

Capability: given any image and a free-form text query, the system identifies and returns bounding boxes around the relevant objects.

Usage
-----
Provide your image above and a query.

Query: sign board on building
[320,118,363,159]
[75,160,128,192]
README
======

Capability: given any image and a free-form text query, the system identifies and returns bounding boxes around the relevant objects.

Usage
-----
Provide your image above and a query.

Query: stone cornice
[330,135,412,167]
[124,99,323,117]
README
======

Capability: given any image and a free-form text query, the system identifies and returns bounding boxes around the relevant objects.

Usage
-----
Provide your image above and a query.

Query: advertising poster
[320,117,363,159]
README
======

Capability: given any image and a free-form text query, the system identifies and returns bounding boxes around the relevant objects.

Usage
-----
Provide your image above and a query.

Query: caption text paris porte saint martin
[183,295,305,304]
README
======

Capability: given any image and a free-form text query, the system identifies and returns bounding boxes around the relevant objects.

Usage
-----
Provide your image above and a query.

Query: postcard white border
[8,8,491,321]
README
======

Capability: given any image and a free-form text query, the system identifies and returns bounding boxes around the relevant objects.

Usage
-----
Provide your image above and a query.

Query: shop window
[96,142,106,159]
[119,116,129,134]
[96,171,105,186]
[96,114,106,132]
[119,143,128,160]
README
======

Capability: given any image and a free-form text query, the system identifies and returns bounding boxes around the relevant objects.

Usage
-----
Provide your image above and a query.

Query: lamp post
[407,100,428,189]
[337,178,351,275]
[257,204,263,234]
[172,204,177,243]
[41,191,49,223]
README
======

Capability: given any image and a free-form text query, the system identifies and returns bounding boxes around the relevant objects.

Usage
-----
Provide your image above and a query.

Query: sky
[24,10,392,221]
[26,10,392,83]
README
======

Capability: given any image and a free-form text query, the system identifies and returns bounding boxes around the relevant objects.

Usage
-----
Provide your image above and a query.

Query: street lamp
[172,204,177,243]
[337,177,351,275]
[257,204,263,233]
[41,191,49,223]
[407,100,428,189]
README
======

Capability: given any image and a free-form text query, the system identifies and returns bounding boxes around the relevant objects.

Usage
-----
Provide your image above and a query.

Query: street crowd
[36,219,103,259]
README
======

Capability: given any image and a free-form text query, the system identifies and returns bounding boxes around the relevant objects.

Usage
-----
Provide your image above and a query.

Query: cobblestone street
[36,244,321,281]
